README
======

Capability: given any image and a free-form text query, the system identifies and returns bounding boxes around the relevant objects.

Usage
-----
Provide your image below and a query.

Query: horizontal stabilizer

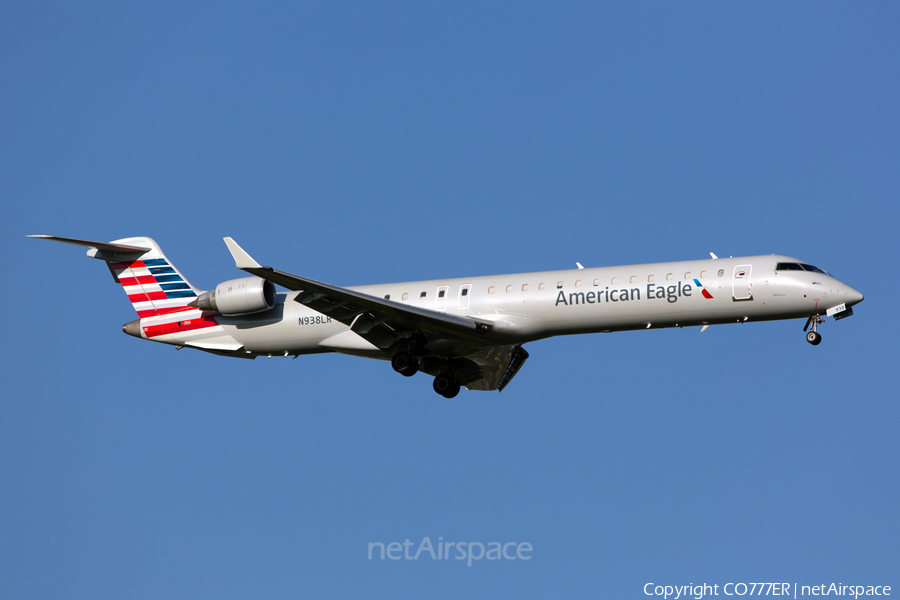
[27,235,151,254]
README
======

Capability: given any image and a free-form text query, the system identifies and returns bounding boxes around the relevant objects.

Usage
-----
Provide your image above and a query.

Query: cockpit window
[800,264,829,275]
[776,262,831,276]
[776,262,804,271]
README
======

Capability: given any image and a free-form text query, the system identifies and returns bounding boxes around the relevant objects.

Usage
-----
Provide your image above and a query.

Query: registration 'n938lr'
[299,316,332,326]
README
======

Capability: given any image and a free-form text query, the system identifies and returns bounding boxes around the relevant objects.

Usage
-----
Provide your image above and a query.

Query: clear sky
[2,2,898,598]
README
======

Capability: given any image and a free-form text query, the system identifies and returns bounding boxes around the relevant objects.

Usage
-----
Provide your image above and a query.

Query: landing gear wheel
[433,374,461,398]
[806,331,822,345]
[391,352,419,377]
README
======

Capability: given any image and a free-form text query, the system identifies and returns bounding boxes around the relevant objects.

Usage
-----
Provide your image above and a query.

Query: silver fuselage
[200,254,863,357]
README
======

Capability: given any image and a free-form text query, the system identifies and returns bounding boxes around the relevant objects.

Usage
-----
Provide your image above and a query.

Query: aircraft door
[458,284,472,310]
[732,264,753,301]
[436,285,449,311]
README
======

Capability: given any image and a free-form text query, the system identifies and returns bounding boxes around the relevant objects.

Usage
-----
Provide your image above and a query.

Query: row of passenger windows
[384,288,469,301]
[383,269,731,300]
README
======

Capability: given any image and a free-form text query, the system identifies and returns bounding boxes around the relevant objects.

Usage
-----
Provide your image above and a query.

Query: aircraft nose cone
[844,286,864,306]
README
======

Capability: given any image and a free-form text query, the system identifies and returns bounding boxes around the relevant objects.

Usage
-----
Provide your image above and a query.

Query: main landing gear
[391,351,461,397]
[803,315,824,346]
[391,351,419,377]
[433,374,461,399]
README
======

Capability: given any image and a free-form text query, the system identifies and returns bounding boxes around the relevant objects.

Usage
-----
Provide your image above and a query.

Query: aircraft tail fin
[28,235,203,318]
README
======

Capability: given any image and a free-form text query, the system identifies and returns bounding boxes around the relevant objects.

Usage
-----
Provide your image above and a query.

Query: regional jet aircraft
[29,235,864,397]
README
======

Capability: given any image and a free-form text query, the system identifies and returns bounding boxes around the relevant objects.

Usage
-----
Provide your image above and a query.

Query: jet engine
[191,276,276,316]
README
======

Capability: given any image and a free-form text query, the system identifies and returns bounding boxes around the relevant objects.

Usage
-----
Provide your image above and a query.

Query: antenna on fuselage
[576,262,585,269]
[709,252,718,259]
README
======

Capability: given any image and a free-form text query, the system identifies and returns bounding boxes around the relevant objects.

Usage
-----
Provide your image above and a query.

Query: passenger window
[488,286,495,294]
[575,280,582,288]
[717,269,724,277]
[506,285,513,293]
[384,294,390,300]
[684,272,691,280]
[611,277,618,284]
[522,284,529,291]
[630,276,637,284]
[648,275,655,283]
[557,281,563,289]
[539,283,546,290]
[666,273,673,281]
[461,288,468,296]
[420,291,427,298]
[700,270,707,278]
[402,293,408,300]
[593,278,600,286]
[438,290,445,298]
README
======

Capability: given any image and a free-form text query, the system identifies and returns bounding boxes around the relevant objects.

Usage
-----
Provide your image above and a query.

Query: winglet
[223,237,262,269]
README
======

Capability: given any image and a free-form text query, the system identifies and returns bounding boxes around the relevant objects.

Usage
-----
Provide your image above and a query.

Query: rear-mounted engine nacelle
[191,276,276,315]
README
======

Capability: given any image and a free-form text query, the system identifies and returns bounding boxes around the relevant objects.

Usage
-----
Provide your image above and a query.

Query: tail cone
[122,319,142,338]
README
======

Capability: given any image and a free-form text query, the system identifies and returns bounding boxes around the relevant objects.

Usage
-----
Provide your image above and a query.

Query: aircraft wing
[223,238,494,352]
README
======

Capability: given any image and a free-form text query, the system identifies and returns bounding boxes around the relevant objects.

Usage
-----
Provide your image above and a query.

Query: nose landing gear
[803,315,824,345]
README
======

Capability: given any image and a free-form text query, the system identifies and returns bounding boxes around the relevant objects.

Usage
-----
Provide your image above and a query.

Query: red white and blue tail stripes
[104,237,237,348]
[112,257,199,318]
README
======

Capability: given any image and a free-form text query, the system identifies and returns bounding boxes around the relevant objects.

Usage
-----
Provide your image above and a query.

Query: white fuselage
[167,254,863,358]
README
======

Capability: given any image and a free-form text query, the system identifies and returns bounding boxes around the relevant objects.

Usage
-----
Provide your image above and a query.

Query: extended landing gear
[433,374,461,399]
[803,315,824,345]
[392,351,461,397]
[391,352,419,377]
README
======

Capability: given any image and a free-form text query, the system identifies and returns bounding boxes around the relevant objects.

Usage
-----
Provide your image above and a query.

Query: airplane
[28,235,864,398]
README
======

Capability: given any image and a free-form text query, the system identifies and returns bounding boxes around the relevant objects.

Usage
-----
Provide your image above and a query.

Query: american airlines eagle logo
[693,279,714,299]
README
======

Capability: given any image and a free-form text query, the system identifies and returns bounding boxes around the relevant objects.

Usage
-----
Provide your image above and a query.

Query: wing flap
[461,345,529,392]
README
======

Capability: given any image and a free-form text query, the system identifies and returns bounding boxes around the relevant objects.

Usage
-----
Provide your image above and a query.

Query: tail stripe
[110,257,197,317]
[142,315,219,338]
[118,276,157,286]
[136,306,195,318]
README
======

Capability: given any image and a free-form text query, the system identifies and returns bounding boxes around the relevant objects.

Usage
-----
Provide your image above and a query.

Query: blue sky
[2,2,898,598]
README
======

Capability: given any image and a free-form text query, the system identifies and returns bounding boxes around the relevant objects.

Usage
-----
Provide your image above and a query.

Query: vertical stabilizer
[95,237,202,318]
[28,235,203,318]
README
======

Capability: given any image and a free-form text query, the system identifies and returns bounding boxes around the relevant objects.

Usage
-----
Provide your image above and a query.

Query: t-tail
[28,235,201,317]
[27,235,247,355]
